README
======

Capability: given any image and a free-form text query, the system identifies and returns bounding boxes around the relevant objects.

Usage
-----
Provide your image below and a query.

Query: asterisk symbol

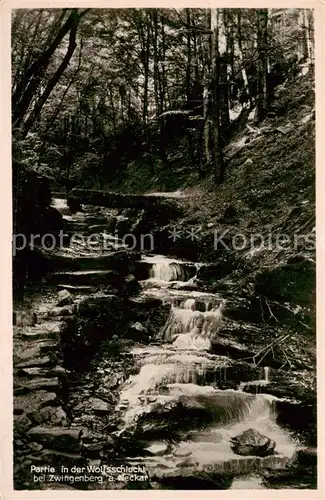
[168,227,182,242]
[186,226,201,241]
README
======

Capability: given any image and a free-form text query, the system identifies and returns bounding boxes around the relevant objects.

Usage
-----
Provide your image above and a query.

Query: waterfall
[150,261,185,281]
[51,198,69,214]
[115,252,299,475]
[161,297,224,350]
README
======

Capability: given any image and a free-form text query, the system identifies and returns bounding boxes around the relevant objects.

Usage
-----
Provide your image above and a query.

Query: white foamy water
[143,255,190,282]
[51,197,69,214]
[169,391,297,467]
[161,297,224,350]
[264,366,270,383]
[115,253,299,478]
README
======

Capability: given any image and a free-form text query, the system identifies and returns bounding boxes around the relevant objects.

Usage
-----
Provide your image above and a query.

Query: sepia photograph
[10,6,317,491]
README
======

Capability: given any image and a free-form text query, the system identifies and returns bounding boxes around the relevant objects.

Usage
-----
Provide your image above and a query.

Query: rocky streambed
[13,199,317,490]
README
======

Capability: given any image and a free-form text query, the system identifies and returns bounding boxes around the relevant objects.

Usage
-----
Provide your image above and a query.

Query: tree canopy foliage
[12,8,314,189]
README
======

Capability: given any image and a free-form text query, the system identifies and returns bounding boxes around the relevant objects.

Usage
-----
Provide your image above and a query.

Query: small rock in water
[145,442,169,456]
[230,428,276,457]
[173,449,192,458]
[57,289,74,306]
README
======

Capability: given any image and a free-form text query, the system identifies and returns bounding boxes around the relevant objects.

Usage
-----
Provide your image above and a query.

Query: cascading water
[51,197,69,214]
[264,366,270,383]
[115,255,299,483]
[143,255,189,282]
[161,296,224,350]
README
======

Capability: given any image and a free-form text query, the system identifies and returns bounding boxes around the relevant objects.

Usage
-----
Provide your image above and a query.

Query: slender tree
[255,8,269,122]
[12,9,89,134]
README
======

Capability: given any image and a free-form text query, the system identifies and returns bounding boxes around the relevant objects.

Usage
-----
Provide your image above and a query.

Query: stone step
[14,377,60,394]
[54,251,133,272]
[14,391,58,414]
[57,284,96,293]
[48,269,122,286]
[14,341,59,369]
[15,355,57,369]
[26,426,85,452]
[17,366,69,378]
[43,248,136,272]
[14,322,62,341]
[23,448,86,469]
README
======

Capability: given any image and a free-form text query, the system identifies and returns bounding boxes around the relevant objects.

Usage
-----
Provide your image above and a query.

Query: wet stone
[17,366,68,378]
[230,428,276,457]
[146,442,169,456]
[173,449,192,458]
[129,322,147,335]
[57,284,96,293]
[32,448,86,468]
[57,289,74,307]
[49,270,121,286]
[106,376,119,389]
[83,441,104,456]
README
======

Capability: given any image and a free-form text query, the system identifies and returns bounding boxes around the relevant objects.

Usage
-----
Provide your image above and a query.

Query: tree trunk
[237,11,251,106]
[303,9,314,66]
[12,9,81,130]
[203,9,212,166]
[211,9,224,182]
[160,13,166,113]
[204,8,224,183]
[152,10,161,116]
[186,8,192,107]
[255,9,268,122]
[140,12,150,125]
[21,11,80,137]
[219,9,230,131]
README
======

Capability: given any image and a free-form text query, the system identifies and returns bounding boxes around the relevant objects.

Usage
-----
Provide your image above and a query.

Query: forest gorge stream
[12,197,315,491]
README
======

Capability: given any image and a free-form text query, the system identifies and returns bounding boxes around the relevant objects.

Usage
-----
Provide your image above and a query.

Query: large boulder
[230,428,276,457]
